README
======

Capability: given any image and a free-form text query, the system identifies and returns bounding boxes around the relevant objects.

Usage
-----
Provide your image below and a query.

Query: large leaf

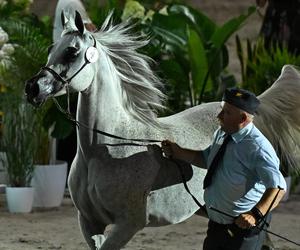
[159,59,190,112]
[187,27,208,105]
[210,6,255,50]
[168,4,217,42]
[150,13,188,49]
[205,6,255,82]
[86,0,123,27]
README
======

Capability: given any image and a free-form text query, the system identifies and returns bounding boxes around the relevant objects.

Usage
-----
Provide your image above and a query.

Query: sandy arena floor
[1,1,299,249]
[0,193,299,250]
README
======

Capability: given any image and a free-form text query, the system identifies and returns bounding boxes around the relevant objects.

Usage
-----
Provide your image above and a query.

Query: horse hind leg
[78,212,106,250]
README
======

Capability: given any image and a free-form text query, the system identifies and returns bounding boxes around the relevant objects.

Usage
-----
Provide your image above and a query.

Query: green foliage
[119,2,255,114]
[0,19,50,76]
[85,0,124,27]
[236,36,300,177]
[0,98,37,187]
[236,35,300,95]
[0,0,32,19]
[0,9,54,183]
[82,1,255,114]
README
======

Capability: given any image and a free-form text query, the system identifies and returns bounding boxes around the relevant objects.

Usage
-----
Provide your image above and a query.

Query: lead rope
[52,97,161,147]
[210,187,300,247]
[52,84,299,247]
[55,96,300,246]
[53,96,300,247]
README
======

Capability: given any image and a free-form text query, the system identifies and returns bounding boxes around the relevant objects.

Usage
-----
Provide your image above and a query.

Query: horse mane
[255,65,300,174]
[93,14,166,129]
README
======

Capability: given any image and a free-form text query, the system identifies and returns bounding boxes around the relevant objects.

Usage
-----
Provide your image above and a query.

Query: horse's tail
[255,64,300,174]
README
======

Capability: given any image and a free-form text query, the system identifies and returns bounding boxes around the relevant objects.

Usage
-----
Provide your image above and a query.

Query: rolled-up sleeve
[254,147,287,191]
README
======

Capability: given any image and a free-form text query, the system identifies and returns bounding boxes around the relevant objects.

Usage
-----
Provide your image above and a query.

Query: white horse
[25,11,300,250]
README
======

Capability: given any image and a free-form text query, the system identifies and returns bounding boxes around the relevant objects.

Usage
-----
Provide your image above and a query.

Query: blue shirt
[203,122,286,224]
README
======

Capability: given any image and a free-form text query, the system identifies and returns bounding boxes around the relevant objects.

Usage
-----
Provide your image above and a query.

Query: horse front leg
[78,211,106,250]
[93,218,146,250]
[91,202,147,250]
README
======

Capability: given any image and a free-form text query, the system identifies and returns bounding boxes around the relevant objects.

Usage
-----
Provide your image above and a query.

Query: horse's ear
[75,11,85,35]
[61,11,66,28]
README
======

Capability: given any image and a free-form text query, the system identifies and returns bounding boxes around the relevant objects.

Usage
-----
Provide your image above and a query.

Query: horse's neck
[78,74,127,136]
[77,63,146,145]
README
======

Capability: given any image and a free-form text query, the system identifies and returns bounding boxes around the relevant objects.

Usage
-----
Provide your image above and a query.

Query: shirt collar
[230,122,253,143]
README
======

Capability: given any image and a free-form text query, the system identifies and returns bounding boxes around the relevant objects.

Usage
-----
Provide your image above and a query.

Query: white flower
[0,57,11,68]
[0,0,8,8]
[1,43,14,56]
[0,27,9,47]
[121,0,145,21]
[159,6,168,16]
[143,10,155,22]
[0,50,6,60]
[0,44,13,67]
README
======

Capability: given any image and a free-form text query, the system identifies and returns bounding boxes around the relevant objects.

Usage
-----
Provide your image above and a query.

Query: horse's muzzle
[25,70,60,107]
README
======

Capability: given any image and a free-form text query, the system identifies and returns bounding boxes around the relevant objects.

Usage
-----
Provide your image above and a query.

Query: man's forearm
[255,188,286,215]
[177,148,206,168]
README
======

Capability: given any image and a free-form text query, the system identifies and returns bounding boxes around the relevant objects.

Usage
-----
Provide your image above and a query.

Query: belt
[208,220,261,238]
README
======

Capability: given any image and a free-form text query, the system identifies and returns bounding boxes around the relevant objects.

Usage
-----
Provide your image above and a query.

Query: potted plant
[0,94,36,213]
[0,21,37,212]
[0,1,69,209]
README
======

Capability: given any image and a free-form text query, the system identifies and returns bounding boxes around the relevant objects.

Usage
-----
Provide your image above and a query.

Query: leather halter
[42,36,98,87]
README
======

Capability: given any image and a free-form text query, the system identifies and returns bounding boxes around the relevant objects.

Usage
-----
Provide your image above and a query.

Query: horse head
[25,11,98,107]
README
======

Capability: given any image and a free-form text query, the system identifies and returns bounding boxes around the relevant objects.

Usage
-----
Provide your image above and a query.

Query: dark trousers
[203,214,271,250]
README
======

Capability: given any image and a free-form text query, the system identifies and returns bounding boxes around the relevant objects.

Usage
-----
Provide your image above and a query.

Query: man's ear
[240,113,248,123]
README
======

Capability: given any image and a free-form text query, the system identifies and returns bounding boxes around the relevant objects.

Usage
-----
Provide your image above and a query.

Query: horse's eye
[64,47,79,62]
[66,47,78,56]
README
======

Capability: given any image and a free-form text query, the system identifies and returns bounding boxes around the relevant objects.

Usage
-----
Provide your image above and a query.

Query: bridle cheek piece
[42,36,98,87]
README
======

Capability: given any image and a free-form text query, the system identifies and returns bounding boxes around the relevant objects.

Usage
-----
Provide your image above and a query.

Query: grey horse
[25,10,300,250]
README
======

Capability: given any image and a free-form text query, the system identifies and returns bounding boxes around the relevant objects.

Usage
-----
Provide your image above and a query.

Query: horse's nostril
[25,81,40,98]
[25,82,31,95]
[31,83,40,97]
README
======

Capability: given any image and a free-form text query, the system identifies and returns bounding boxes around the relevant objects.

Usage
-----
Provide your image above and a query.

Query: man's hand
[161,140,205,168]
[161,140,178,158]
[235,212,257,229]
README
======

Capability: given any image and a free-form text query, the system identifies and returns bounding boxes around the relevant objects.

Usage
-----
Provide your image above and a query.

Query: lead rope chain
[47,42,299,245]
[54,96,300,247]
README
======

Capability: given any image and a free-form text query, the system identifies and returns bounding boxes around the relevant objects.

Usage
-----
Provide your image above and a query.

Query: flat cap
[222,87,260,114]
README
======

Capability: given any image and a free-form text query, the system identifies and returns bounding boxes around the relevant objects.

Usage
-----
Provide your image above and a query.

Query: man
[161,87,286,250]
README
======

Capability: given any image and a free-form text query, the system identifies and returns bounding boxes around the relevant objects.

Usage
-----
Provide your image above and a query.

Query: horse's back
[145,102,220,226]
[159,102,220,149]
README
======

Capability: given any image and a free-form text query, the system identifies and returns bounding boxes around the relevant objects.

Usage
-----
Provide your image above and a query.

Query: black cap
[222,87,260,114]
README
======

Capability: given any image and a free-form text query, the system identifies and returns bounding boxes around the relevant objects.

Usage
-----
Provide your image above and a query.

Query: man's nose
[217,110,224,119]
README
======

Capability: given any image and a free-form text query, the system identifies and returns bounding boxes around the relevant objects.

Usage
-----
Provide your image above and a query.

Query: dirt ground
[0,193,299,250]
[0,1,299,250]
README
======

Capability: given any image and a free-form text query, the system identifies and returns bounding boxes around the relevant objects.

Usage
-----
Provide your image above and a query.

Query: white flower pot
[6,187,34,213]
[0,152,8,185]
[31,160,68,207]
